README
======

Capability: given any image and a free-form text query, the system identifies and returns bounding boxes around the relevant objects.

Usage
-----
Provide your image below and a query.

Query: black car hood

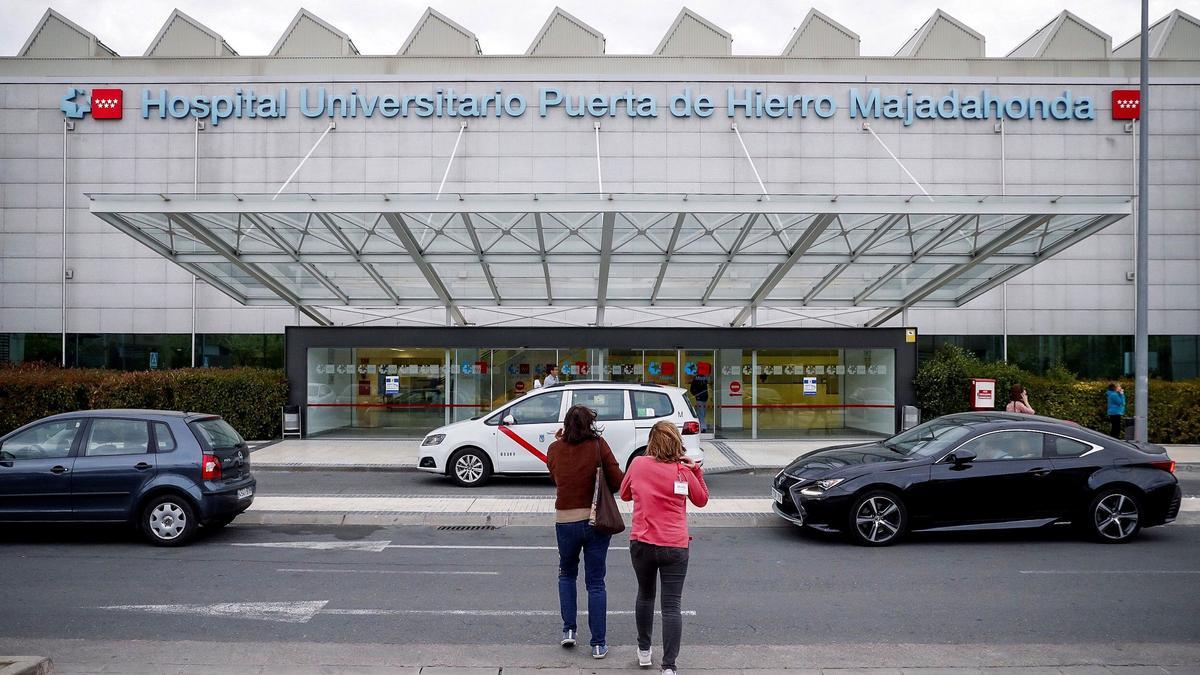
[782,442,919,481]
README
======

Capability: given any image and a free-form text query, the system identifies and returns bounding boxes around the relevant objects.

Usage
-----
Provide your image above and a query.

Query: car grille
[1167,486,1182,521]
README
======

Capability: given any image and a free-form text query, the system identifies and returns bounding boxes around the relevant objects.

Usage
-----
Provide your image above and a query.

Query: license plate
[771,488,783,504]
[237,487,253,500]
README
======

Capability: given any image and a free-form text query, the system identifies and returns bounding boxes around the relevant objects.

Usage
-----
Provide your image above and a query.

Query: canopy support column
[596,211,615,326]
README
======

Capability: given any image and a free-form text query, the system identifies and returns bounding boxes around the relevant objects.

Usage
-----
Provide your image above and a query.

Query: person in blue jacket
[1106,383,1126,438]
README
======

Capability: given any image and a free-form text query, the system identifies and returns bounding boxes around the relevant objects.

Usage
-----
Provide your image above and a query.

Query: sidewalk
[251,437,1200,472]
[12,638,1200,674]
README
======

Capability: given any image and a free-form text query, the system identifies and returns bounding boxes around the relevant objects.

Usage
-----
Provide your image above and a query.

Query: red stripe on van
[498,425,549,463]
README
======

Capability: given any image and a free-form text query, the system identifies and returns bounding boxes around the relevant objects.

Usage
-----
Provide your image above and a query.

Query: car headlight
[421,434,446,446]
[799,477,845,496]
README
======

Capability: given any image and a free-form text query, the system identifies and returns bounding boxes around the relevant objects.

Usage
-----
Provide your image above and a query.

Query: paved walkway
[251,437,1200,471]
[15,638,1200,674]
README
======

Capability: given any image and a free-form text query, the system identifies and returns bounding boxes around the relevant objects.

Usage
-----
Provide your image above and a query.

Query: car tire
[449,447,493,488]
[1087,487,1142,544]
[847,490,907,547]
[140,494,198,547]
[625,447,646,471]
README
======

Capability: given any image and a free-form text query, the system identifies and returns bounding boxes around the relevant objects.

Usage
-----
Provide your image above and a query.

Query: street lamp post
[1134,0,1150,442]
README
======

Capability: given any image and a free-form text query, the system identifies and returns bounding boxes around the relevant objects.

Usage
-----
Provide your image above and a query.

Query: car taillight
[682,421,700,435]
[1150,459,1176,474]
[202,453,222,480]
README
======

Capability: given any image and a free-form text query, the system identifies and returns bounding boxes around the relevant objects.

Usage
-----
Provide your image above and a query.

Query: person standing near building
[620,421,709,675]
[1005,384,1035,414]
[546,404,623,658]
[543,364,561,388]
[688,374,710,433]
[1106,383,1126,438]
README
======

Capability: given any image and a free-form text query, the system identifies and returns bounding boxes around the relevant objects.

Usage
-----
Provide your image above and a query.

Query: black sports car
[772,412,1180,546]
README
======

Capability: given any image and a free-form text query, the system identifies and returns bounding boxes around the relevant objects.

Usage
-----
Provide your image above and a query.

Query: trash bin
[282,405,302,439]
[1122,416,1136,441]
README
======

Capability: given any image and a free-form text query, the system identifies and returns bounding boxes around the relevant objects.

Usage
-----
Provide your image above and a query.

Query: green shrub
[914,344,1200,444]
[0,364,288,440]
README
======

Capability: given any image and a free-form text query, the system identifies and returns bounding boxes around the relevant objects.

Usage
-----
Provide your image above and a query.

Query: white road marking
[277,568,499,575]
[232,540,392,552]
[321,609,697,617]
[101,601,329,623]
[384,544,629,551]
[100,601,694,623]
[1020,570,1200,575]
[1182,497,1199,512]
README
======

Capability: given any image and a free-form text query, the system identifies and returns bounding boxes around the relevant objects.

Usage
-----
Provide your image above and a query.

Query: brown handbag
[589,439,626,535]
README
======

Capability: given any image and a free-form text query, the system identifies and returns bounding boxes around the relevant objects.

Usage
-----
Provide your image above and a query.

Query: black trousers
[630,540,690,670]
[1110,414,1123,438]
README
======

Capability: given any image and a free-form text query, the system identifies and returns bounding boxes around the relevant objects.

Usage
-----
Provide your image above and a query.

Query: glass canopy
[88,192,1131,327]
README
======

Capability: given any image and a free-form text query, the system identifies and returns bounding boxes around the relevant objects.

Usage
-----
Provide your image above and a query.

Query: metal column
[1134,0,1150,442]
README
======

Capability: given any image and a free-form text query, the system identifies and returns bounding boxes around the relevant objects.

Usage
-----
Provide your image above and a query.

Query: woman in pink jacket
[619,421,708,675]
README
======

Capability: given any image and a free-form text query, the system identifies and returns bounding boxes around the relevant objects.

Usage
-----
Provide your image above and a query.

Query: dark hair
[548,364,559,373]
[562,404,599,445]
[1009,384,1024,399]
[1107,382,1117,391]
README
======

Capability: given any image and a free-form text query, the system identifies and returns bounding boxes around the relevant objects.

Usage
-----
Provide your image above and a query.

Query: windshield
[884,418,976,458]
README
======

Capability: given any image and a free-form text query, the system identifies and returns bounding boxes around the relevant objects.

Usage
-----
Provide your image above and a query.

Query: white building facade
[1,6,1198,408]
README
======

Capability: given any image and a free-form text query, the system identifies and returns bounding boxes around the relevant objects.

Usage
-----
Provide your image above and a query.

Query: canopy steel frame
[88,193,1131,326]
[383,212,467,325]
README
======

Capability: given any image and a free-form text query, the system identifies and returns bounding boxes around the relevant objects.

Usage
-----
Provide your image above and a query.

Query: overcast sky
[4,0,1198,57]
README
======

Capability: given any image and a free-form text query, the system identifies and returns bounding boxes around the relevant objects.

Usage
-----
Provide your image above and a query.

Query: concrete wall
[0,74,1197,336]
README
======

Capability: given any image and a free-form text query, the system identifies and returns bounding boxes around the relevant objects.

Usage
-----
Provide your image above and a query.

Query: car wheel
[141,494,198,547]
[847,490,907,547]
[1088,488,1142,543]
[449,447,492,488]
[625,447,646,471]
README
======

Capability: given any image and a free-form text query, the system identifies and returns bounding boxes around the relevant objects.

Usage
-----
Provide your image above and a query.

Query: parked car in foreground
[418,381,703,487]
[0,410,255,546]
[772,412,1180,546]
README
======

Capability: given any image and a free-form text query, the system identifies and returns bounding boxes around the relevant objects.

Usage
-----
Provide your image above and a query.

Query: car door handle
[135,462,152,470]
[50,465,70,474]
[1027,467,1051,477]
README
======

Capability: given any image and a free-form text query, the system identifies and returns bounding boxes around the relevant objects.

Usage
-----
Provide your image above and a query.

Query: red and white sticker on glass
[1111,90,1140,120]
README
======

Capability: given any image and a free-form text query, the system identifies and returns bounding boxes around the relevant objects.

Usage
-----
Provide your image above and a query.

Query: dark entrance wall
[285,326,917,435]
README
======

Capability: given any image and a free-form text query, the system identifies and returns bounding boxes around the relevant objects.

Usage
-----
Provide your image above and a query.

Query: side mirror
[949,448,976,465]
[502,414,516,426]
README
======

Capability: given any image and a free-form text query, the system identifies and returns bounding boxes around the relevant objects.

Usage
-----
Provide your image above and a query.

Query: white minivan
[417,381,704,487]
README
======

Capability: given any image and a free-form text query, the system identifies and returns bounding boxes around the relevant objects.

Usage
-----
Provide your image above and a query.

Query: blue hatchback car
[0,409,256,546]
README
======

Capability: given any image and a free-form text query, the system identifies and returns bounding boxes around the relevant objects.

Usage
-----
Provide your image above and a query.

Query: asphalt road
[2,520,1198,647]
[255,465,1200,498]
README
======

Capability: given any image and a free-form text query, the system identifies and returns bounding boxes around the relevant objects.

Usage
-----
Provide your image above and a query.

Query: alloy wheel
[854,495,902,544]
[1094,493,1139,541]
[455,454,485,484]
[149,502,187,541]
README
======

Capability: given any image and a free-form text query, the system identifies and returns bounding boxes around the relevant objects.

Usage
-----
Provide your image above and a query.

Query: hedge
[914,344,1200,444]
[0,364,289,440]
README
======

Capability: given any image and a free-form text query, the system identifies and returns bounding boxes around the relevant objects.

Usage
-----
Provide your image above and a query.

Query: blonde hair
[646,421,685,463]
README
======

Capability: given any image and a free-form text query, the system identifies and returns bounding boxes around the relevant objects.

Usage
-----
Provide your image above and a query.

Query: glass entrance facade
[305,344,897,439]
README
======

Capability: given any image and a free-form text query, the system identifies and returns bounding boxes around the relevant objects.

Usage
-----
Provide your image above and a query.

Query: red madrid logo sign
[1111,90,1140,120]
[90,89,123,119]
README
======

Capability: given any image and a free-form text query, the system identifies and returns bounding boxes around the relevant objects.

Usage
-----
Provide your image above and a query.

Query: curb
[252,464,772,475]
[0,657,52,675]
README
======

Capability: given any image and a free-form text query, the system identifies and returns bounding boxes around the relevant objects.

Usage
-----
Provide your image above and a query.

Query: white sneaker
[661,668,677,675]
[638,647,652,667]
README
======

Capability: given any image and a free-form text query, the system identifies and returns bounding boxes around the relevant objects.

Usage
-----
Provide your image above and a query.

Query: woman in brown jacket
[546,404,624,659]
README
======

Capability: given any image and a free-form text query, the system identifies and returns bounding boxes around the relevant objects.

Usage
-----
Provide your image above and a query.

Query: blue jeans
[555,519,612,646]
